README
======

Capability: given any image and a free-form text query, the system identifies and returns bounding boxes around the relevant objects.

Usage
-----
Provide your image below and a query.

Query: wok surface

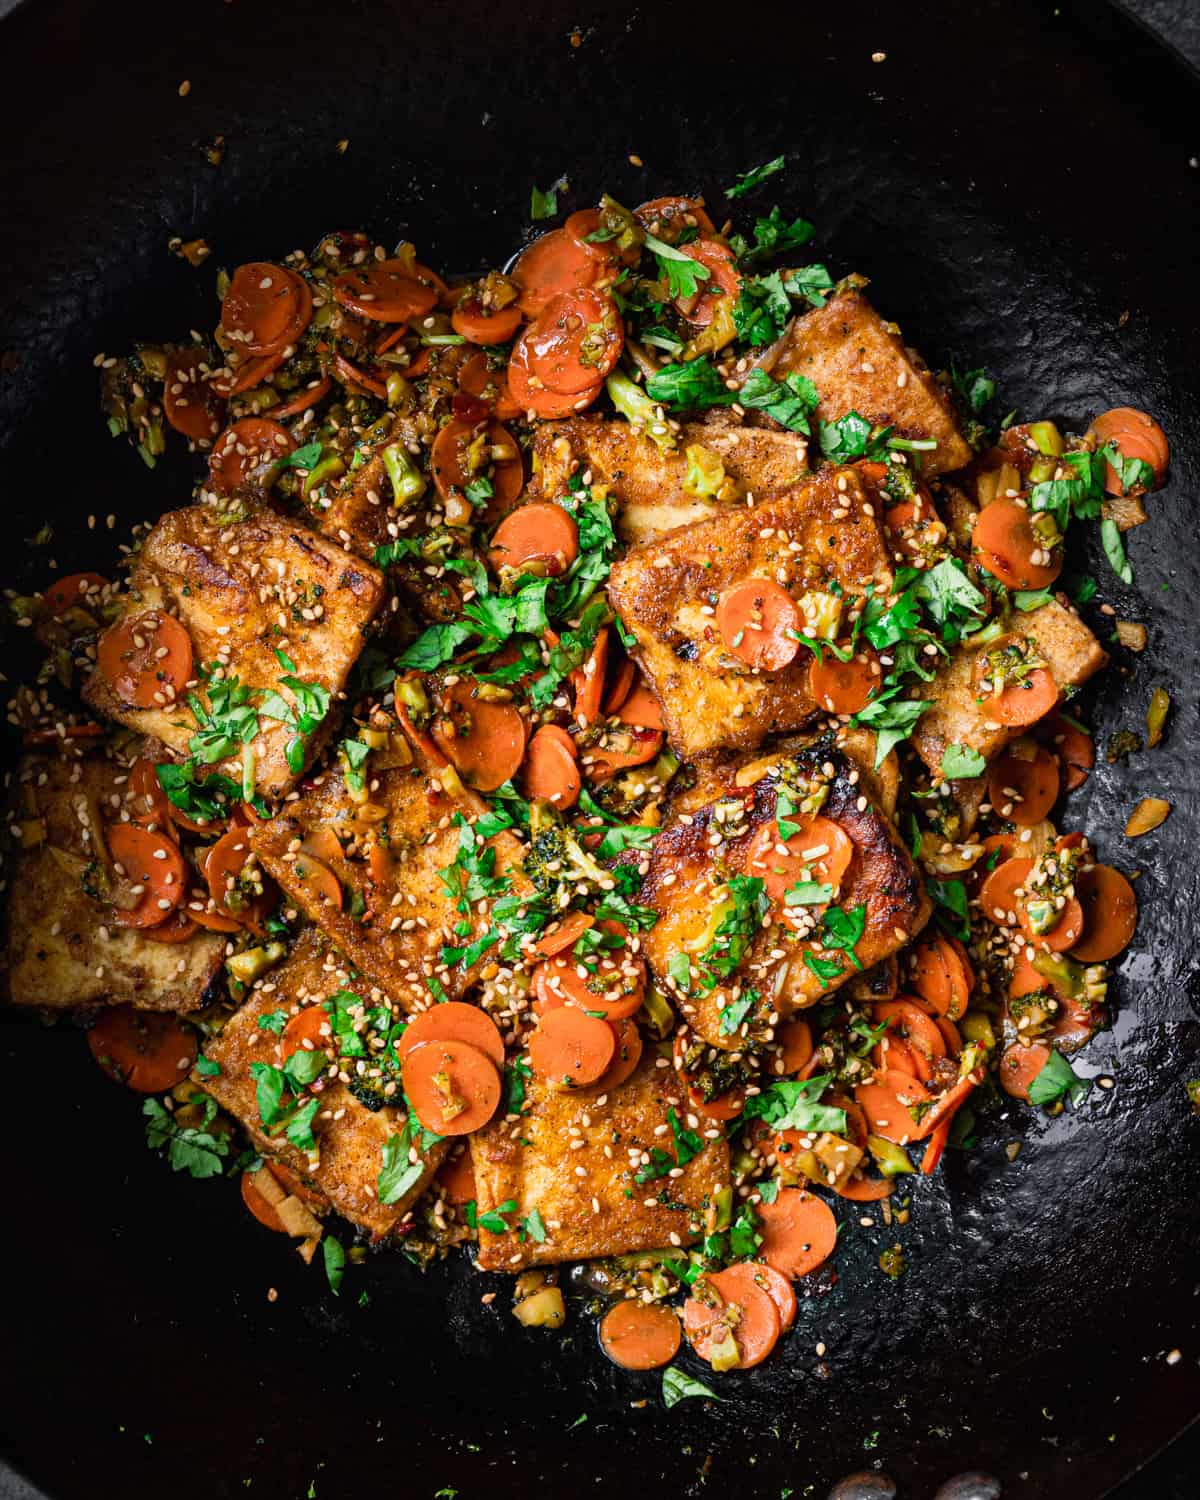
[0,1,1198,1496]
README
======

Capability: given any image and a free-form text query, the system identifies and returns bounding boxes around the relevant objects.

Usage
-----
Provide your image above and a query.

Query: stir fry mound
[2,175,1168,1384]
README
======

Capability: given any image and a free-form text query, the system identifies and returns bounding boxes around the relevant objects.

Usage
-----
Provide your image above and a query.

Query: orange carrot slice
[88,1007,196,1092]
[855,1068,932,1145]
[743,815,854,905]
[396,1001,505,1071]
[522,724,581,810]
[973,498,1062,590]
[1071,864,1137,962]
[987,747,1060,825]
[808,647,881,715]
[600,1300,682,1371]
[716,579,800,672]
[431,679,527,793]
[107,823,187,929]
[524,288,624,395]
[402,1038,502,1135]
[97,610,194,709]
[488,502,579,578]
[979,857,1035,927]
[755,1188,839,1280]
[528,1006,617,1087]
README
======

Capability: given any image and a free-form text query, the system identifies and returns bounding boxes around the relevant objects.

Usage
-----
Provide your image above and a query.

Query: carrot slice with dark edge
[209,417,296,494]
[270,377,332,420]
[716,579,800,671]
[106,823,186,929]
[572,626,610,728]
[221,263,308,354]
[1089,407,1169,492]
[431,679,527,793]
[1071,864,1138,962]
[999,1042,1052,1102]
[45,571,107,615]
[488,502,579,579]
[987,747,1060,825]
[98,609,194,709]
[674,240,741,327]
[88,1006,196,1092]
[506,333,603,419]
[871,1000,947,1064]
[205,827,277,933]
[330,261,437,323]
[617,677,664,731]
[601,658,636,716]
[290,852,343,911]
[743,815,854,904]
[531,911,594,960]
[755,1188,839,1280]
[599,1299,682,1371]
[211,347,286,399]
[431,418,523,512]
[592,1016,643,1092]
[127,756,176,834]
[451,299,524,345]
[684,1270,780,1369]
[634,196,716,239]
[435,1146,477,1206]
[524,288,624,395]
[979,857,1035,927]
[281,1005,330,1064]
[908,936,971,1020]
[855,1068,931,1145]
[738,1261,797,1332]
[973,498,1062,590]
[522,724,582,809]
[528,1006,616,1087]
[1019,894,1085,953]
[163,345,226,440]
[1038,711,1095,791]
[512,228,602,319]
[774,1018,813,1075]
[402,1038,502,1135]
[142,910,201,944]
[808,647,881,715]
[396,1001,505,1071]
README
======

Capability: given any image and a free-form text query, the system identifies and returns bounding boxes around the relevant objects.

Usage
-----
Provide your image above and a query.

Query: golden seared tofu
[911,599,1107,774]
[84,505,384,799]
[770,289,972,476]
[201,927,445,1236]
[4,753,225,1012]
[249,736,530,1013]
[606,467,894,758]
[317,412,466,623]
[472,1049,729,1270]
[640,737,930,1051]
[532,417,809,545]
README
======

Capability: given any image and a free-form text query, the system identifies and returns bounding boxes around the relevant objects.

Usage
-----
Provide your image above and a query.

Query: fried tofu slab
[640,737,931,1050]
[5,753,225,1011]
[607,467,894,758]
[532,417,809,545]
[201,927,445,1235]
[771,290,972,477]
[912,599,1108,773]
[472,1049,729,1270]
[249,743,529,1013]
[84,505,384,799]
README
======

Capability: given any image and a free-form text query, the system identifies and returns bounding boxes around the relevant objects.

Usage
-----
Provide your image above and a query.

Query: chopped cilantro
[725,155,786,199]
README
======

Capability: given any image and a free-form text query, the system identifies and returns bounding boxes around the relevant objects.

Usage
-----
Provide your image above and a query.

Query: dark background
[0,2,1197,1498]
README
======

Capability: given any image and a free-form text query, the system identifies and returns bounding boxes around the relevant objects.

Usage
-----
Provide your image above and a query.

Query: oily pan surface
[0,0,1198,1496]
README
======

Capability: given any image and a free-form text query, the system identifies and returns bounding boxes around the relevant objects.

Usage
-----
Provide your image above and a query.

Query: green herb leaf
[530,180,562,220]
[645,357,736,411]
[1028,1048,1090,1107]
[741,1073,847,1135]
[667,952,692,992]
[322,1235,345,1296]
[662,1367,722,1408]
[737,368,819,433]
[782,263,835,308]
[278,440,324,471]
[725,155,786,199]
[852,691,932,764]
[940,744,986,780]
[143,1097,230,1179]
[1100,518,1133,585]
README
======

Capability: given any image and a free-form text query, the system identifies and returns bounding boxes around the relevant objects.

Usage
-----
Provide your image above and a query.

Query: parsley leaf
[378,1114,442,1205]
[645,357,736,411]
[820,902,867,970]
[912,557,987,630]
[928,876,970,941]
[719,991,757,1036]
[476,1198,517,1234]
[741,1074,846,1135]
[322,1235,345,1296]
[1100,518,1133,585]
[644,230,711,302]
[733,270,792,347]
[278,439,323,471]
[530,180,563,220]
[818,411,890,463]
[1028,1048,1090,1107]
[852,691,932,764]
[732,205,815,268]
[521,1207,548,1244]
[396,621,474,671]
[698,875,768,986]
[143,1097,230,1179]
[725,155,786,199]
[940,744,986,779]
[662,1367,721,1407]
[738,368,820,433]
[782,263,835,308]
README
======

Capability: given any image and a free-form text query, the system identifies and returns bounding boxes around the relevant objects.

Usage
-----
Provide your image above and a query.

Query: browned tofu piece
[640,738,931,1050]
[249,745,529,1013]
[912,599,1108,773]
[771,290,972,476]
[4,753,224,1011]
[532,417,809,544]
[606,467,894,758]
[201,927,445,1235]
[84,505,384,799]
[472,1049,729,1270]
[316,415,467,622]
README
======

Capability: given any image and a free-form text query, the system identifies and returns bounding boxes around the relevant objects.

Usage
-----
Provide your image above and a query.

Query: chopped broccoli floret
[522,802,614,906]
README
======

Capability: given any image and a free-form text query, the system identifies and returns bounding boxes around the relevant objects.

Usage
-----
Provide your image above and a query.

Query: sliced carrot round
[581,724,664,781]
[88,1006,196,1092]
[271,376,333,419]
[431,418,523,512]
[975,636,1059,727]
[281,1005,330,1064]
[564,209,616,264]
[707,1264,784,1367]
[908,936,972,1020]
[743,815,854,905]
[431,679,527,793]
[106,823,187,929]
[142,910,201,944]
[835,1174,895,1203]
[291,852,343,912]
[999,1042,1052,1102]
[979,856,1035,927]
[690,1086,745,1122]
[634,196,716,239]
[973,498,1062,590]
[451,298,524,345]
[97,610,194,709]
[674,240,740,327]
[808,647,881,716]
[617,677,664,732]
[1071,864,1138,962]
[684,1270,780,1369]
[512,228,602,319]
[600,1299,681,1370]
[592,1016,643,1092]
[522,724,581,810]
[1019,893,1085,953]
[396,1001,505,1071]
[435,1145,477,1206]
[532,911,595,959]
[163,345,225,440]
[331,351,388,398]
[489,502,579,578]
[531,937,646,1022]
[529,1006,617,1088]
[755,1188,839,1280]
[601,659,636,718]
[987,747,1060,826]
[505,334,603,418]
[774,1018,813,1075]
[205,827,276,933]
[1089,407,1169,491]
[717,579,800,672]
[524,289,624,395]
[1038,711,1095,792]
[330,260,437,323]
[572,626,609,728]
[209,417,296,494]
[127,755,175,834]
[221,262,309,354]
[402,1038,502,1135]
[211,347,286,399]
[45,571,108,615]
[854,1068,931,1145]
[241,1168,288,1233]
[735,1260,797,1332]
[871,999,947,1064]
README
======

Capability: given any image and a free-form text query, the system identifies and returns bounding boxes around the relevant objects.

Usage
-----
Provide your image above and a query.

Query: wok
[0,1,1197,1496]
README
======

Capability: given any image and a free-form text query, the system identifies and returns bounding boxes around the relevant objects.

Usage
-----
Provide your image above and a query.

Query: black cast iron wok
[1,1,1197,1496]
